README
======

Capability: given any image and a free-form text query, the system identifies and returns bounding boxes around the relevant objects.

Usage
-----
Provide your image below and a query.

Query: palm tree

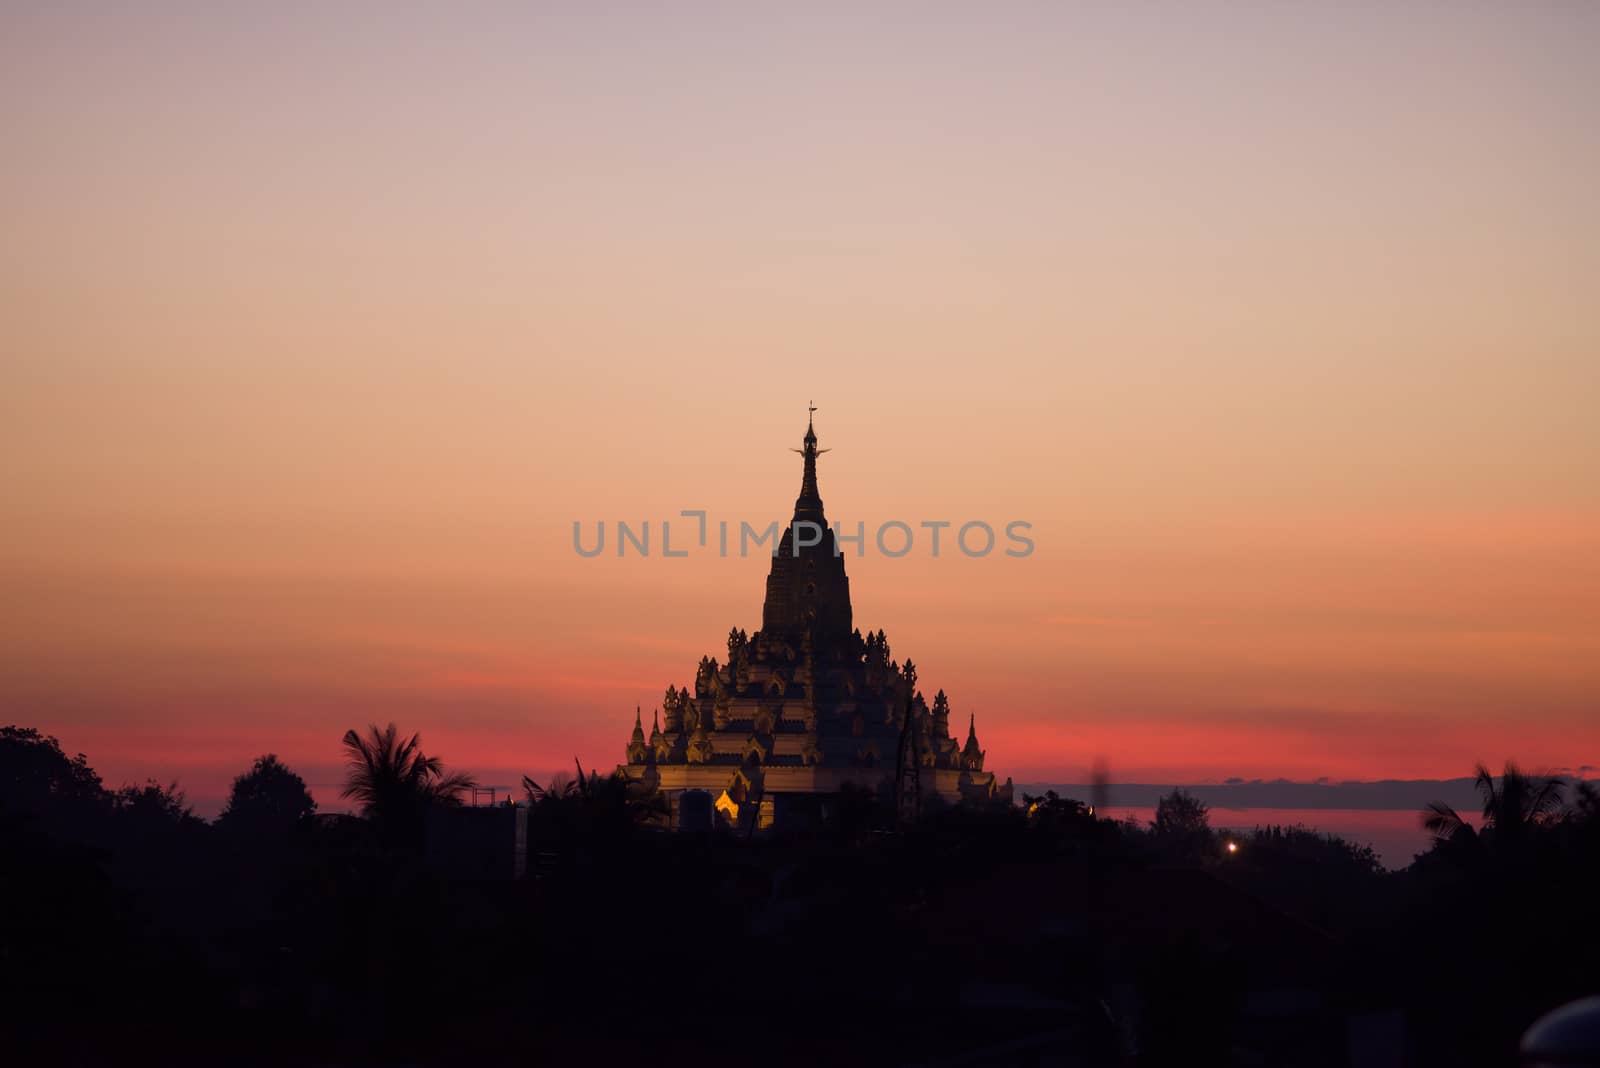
[341,723,475,844]
[522,763,581,806]
[1423,761,1564,855]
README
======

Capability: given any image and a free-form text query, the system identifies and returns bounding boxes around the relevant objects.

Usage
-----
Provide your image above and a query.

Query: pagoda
[619,409,1013,830]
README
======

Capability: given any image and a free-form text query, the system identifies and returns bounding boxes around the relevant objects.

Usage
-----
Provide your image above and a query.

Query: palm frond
[1526,774,1566,821]
[339,721,474,827]
[429,769,477,805]
[1422,801,1472,843]
[1473,762,1498,822]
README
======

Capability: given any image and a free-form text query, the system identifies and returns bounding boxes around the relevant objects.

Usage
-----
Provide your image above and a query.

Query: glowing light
[1226,841,1239,854]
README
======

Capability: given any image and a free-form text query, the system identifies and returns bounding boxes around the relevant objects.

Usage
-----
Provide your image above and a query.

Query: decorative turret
[649,708,670,763]
[695,656,719,699]
[894,660,923,822]
[931,690,951,740]
[896,659,918,727]
[728,627,751,691]
[662,684,682,732]
[626,706,648,764]
[961,712,986,771]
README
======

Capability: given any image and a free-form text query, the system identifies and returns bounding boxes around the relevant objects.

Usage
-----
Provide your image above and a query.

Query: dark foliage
[1,724,108,836]
[1151,787,1210,836]
[340,722,474,849]
[3,726,1597,1066]
[216,753,316,837]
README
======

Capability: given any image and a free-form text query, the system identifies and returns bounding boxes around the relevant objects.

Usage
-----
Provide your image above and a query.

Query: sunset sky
[4,5,1597,814]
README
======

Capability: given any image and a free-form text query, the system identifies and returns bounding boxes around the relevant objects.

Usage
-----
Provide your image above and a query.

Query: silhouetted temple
[620,412,1012,829]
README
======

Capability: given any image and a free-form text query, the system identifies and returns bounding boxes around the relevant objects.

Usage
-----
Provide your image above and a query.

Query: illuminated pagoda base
[618,410,1012,830]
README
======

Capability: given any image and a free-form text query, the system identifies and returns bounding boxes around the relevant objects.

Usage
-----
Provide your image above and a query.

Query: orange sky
[3,6,1597,813]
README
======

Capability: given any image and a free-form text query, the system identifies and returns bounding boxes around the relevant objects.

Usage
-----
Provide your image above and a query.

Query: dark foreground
[3,731,1597,1066]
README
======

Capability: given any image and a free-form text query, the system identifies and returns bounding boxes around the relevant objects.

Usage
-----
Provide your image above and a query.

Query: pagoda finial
[794,402,828,453]
[789,402,830,519]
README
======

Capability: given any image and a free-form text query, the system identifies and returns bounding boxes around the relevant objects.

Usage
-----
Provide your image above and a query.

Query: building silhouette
[620,411,1012,828]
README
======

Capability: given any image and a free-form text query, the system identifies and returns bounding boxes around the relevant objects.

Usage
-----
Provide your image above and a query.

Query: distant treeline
[1018,775,1591,812]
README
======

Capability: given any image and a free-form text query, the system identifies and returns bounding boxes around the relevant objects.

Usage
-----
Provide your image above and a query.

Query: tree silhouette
[0,724,108,831]
[523,758,667,845]
[1153,788,1210,836]
[522,766,579,805]
[1422,761,1564,856]
[340,723,474,847]
[1148,788,1213,864]
[112,779,196,823]
[217,753,316,837]
[108,779,208,888]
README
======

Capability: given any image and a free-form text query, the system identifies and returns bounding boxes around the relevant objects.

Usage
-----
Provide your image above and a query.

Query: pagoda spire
[962,712,985,771]
[647,707,664,763]
[626,705,648,764]
[789,402,830,523]
[762,404,854,643]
